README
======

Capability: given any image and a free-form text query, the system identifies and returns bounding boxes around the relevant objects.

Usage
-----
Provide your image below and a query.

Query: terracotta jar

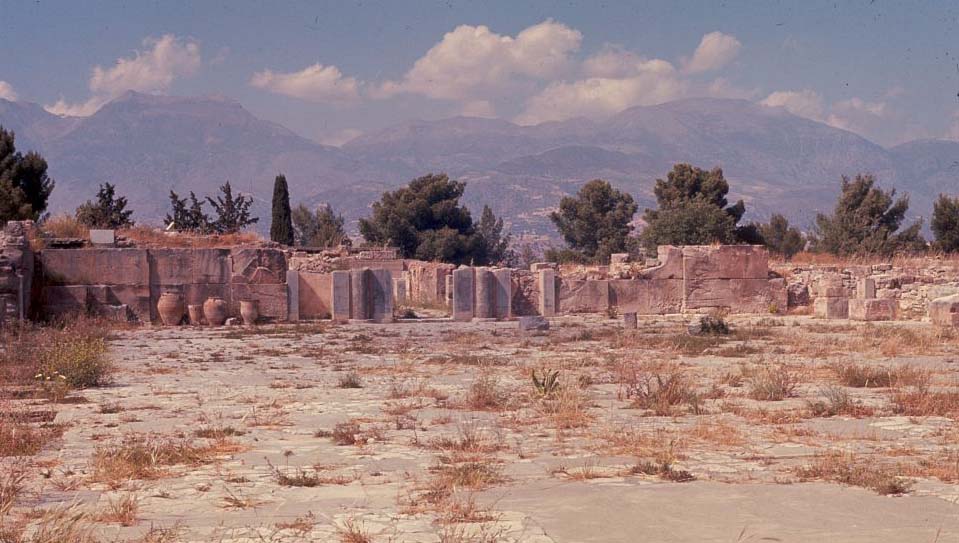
[203,296,229,326]
[187,304,204,326]
[157,292,185,326]
[240,300,259,325]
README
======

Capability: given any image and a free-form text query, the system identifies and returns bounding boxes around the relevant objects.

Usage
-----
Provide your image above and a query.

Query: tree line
[2,124,959,261]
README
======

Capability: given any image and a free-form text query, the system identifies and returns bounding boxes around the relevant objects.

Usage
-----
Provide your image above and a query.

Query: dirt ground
[6,314,959,542]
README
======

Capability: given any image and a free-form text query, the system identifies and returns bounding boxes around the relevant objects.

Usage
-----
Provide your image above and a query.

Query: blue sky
[2,0,959,146]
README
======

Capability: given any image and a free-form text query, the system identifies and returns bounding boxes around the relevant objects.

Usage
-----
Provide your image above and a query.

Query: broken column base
[848,298,897,321]
[814,297,849,319]
[930,294,959,327]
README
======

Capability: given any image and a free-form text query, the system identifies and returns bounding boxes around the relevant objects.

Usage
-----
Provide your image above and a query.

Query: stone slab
[298,272,332,320]
[857,278,876,300]
[558,279,609,314]
[369,268,394,323]
[330,271,351,323]
[89,229,115,246]
[41,249,149,286]
[848,298,897,321]
[474,267,493,320]
[287,270,300,322]
[518,315,549,332]
[814,297,849,319]
[682,245,769,280]
[451,267,474,322]
[350,268,370,321]
[230,248,286,284]
[623,312,637,329]
[492,268,512,320]
[538,269,556,317]
[930,294,959,326]
[609,278,683,314]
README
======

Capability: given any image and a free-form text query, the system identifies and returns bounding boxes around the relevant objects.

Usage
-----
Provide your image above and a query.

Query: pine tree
[0,126,55,222]
[207,181,258,234]
[932,193,959,253]
[75,183,134,228]
[292,203,348,247]
[270,174,294,245]
[166,190,211,232]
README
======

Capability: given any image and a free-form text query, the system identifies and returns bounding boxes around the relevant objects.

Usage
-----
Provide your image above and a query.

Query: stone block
[682,245,768,280]
[473,267,493,320]
[492,268,512,320]
[538,269,556,317]
[930,294,959,327]
[230,248,286,284]
[230,283,288,321]
[445,274,454,307]
[287,270,300,322]
[518,315,549,332]
[393,275,408,307]
[331,271,351,322]
[298,272,332,320]
[814,297,849,319]
[89,229,115,246]
[848,298,897,321]
[640,246,684,280]
[787,283,810,307]
[623,312,637,329]
[451,267,474,322]
[609,278,683,314]
[41,249,149,286]
[369,268,394,323]
[558,279,609,313]
[41,284,152,322]
[350,268,370,321]
[858,278,876,299]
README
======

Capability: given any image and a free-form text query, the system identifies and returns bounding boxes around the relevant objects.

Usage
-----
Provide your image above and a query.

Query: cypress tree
[270,174,294,245]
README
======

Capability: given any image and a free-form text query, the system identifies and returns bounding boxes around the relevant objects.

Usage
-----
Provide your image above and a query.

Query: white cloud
[684,31,742,74]
[0,81,17,101]
[376,20,581,102]
[705,77,759,100]
[826,97,890,138]
[760,89,825,121]
[45,34,201,116]
[251,63,360,103]
[515,61,685,125]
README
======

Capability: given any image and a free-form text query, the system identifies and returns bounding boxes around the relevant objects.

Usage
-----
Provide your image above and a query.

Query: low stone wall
[297,272,332,320]
[36,247,288,323]
[777,260,959,321]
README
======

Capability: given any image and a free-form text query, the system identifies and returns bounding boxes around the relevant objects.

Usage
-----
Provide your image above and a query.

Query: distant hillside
[1,93,955,235]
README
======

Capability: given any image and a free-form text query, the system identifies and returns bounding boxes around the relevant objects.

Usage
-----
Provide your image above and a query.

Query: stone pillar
[369,269,394,323]
[331,271,351,323]
[286,270,300,322]
[393,274,408,307]
[474,267,494,320]
[858,278,876,299]
[452,266,474,322]
[623,312,637,330]
[538,269,556,317]
[0,297,6,328]
[350,268,371,322]
[492,268,512,320]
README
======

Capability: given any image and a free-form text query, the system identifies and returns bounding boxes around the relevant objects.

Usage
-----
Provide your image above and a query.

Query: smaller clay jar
[157,292,185,326]
[187,304,204,326]
[203,296,229,326]
[239,300,259,325]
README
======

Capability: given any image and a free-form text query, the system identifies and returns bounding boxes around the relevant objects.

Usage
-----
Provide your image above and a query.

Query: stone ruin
[7,224,959,329]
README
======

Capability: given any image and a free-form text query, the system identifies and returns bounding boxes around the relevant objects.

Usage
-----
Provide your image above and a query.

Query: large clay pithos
[157,292,185,326]
[240,299,259,325]
[203,296,228,326]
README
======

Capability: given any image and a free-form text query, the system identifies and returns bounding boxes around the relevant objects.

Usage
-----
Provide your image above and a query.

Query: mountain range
[1,91,956,236]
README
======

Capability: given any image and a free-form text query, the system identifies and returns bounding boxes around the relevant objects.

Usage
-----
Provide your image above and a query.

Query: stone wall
[775,260,959,321]
[36,247,288,323]
[406,261,454,307]
[297,272,332,319]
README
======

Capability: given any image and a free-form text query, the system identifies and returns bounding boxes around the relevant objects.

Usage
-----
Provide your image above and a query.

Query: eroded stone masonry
[3,219,959,327]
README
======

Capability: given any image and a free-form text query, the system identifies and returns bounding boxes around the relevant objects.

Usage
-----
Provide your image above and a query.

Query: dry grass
[746,364,799,401]
[832,361,928,388]
[336,371,364,389]
[0,316,112,389]
[463,373,509,411]
[805,385,873,417]
[0,462,27,515]
[795,451,912,495]
[618,361,701,415]
[890,385,959,417]
[40,213,89,239]
[117,225,263,248]
[90,434,240,486]
[336,518,372,543]
[0,420,64,457]
[95,493,139,526]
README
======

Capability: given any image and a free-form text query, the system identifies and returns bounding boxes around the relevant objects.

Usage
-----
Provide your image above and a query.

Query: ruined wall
[777,260,959,321]
[406,261,454,307]
[36,247,288,323]
[555,245,785,316]
[0,221,35,322]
